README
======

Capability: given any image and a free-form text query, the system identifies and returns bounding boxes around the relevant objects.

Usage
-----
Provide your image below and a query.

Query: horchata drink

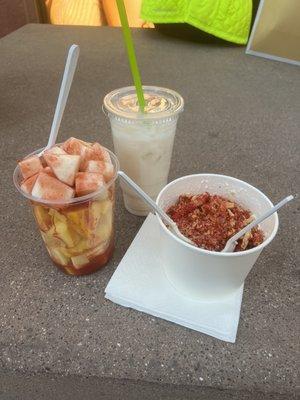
[103,86,184,216]
[14,137,119,276]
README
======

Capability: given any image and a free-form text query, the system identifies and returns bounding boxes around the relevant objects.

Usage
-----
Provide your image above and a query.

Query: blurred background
[0,0,154,38]
[1,0,261,39]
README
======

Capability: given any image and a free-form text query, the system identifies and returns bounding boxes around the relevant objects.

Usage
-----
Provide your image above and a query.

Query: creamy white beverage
[103,86,184,216]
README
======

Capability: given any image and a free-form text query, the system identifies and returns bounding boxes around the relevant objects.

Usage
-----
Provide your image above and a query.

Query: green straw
[116,0,145,112]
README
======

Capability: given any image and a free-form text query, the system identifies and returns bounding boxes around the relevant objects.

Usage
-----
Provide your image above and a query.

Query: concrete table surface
[0,24,299,399]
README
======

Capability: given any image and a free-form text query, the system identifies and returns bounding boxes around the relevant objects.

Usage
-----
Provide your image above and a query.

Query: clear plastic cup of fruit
[13,138,119,276]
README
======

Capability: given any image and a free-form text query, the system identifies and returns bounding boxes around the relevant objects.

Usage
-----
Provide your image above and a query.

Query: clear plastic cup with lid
[103,86,184,216]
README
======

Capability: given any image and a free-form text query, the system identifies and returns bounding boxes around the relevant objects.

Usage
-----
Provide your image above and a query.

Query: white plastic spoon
[118,171,194,245]
[222,195,294,253]
[38,44,80,156]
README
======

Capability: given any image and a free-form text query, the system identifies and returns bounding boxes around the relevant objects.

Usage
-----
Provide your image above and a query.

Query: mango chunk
[47,246,70,266]
[60,238,90,257]
[51,209,81,248]
[71,239,110,269]
[88,240,110,258]
[71,254,90,269]
[96,199,112,216]
[88,201,103,231]
[93,208,113,243]
[64,208,89,235]
[41,228,65,249]
[34,205,53,232]
[64,267,76,275]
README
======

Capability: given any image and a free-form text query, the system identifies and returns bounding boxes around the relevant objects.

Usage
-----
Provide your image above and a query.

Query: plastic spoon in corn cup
[118,171,194,245]
[222,195,294,253]
[38,44,80,157]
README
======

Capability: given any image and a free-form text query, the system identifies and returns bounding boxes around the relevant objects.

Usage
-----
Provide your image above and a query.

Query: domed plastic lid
[103,86,184,122]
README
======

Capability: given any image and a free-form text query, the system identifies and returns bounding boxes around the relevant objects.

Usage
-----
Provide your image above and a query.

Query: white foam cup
[156,174,279,301]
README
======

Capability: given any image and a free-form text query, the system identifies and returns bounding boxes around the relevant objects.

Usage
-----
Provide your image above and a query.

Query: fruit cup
[14,146,119,276]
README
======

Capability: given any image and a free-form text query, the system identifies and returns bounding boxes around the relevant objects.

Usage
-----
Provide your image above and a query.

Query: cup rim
[156,173,279,257]
[13,144,120,206]
[103,85,184,121]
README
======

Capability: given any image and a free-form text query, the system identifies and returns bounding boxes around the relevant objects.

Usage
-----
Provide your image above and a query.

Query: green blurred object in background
[141,0,252,44]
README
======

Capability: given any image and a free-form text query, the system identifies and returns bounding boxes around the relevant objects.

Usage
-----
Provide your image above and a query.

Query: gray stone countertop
[0,24,299,397]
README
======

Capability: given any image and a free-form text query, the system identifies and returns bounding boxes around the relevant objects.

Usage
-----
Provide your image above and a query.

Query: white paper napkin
[105,214,244,343]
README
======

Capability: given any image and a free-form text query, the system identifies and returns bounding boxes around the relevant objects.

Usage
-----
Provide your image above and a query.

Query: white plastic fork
[222,195,294,252]
[38,44,80,157]
[118,171,194,245]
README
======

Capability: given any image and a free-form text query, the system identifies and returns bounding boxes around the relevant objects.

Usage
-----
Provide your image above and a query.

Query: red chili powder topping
[166,192,264,252]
